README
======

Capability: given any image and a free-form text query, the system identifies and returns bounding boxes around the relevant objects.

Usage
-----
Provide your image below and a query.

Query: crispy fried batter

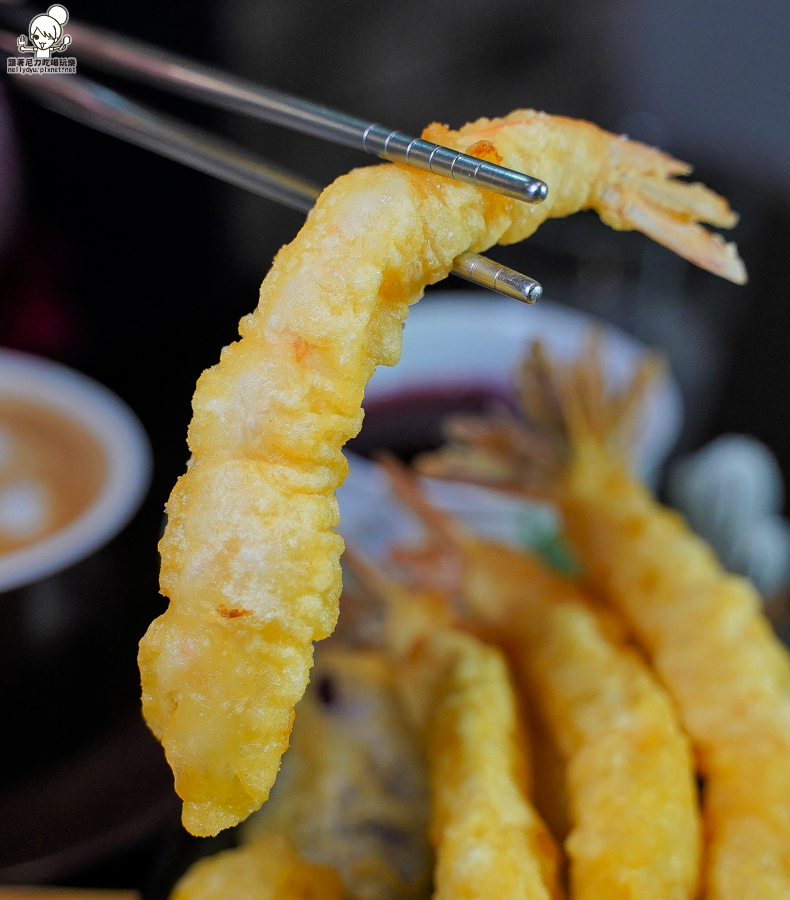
[419,341,790,898]
[345,556,563,900]
[561,456,790,900]
[383,459,701,900]
[140,110,745,835]
[515,594,701,900]
[424,628,562,900]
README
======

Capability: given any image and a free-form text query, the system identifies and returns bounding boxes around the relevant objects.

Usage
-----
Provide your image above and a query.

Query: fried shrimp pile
[422,629,561,900]
[382,460,701,900]
[420,342,790,900]
[173,573,563,900]
[244,647,432,900]
[346,559,563,900]
[140,108,745,836]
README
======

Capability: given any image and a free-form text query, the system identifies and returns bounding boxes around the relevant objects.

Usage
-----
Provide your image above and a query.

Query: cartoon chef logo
[17,5,71,58]
[7,4,76,74]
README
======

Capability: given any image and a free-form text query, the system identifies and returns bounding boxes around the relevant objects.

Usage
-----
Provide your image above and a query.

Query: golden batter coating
[561,451,790,900]
[139,109,744,836]
[420,341,790,899]
[424,629,561,900]
[346,562,563,900]
[383,459,701,900]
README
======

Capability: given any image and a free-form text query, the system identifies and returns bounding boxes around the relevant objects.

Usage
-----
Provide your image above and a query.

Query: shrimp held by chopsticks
[139,109,746,836]
[380,457,701,900]
[419,341,790,900]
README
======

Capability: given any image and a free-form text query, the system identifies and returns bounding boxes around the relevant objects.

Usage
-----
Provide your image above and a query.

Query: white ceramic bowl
[0,349,152,593]
[338,292,683,561]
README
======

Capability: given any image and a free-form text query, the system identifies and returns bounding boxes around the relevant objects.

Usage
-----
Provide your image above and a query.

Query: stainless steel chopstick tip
[452,252,542,305]
[525,180,549,203]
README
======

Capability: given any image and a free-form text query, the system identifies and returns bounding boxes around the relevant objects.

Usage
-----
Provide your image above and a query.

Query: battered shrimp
[139,109,745,836]
[345,552,563,900]
[420,341,790,900]
[382,459,701,900]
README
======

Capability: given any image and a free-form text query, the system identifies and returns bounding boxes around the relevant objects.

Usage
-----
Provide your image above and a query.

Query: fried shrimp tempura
[139,109,745,836]
[420,341,790,900]
[423,628,562,900]
[382,459,701,900]
[346,553,563,900]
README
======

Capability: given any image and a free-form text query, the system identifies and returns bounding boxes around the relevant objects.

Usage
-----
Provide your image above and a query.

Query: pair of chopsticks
[0,14,545,303]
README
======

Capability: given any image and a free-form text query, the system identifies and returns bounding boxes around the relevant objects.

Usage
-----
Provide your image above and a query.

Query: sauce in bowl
[348,384,510,462]
[0,398,107,557]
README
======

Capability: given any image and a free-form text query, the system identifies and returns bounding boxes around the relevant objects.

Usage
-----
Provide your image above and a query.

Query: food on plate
[139,108,746,836]
[419,339,790,900]
[174,576,560,900]
[244,646,432,900]
[382,458,701,900]
[170,832,348,900]
[417,627,562,900]
[346,555,563,900]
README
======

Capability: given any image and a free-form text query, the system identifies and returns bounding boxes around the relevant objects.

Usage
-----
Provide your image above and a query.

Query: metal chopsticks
[0,26,543,303]
[45,18,548,205]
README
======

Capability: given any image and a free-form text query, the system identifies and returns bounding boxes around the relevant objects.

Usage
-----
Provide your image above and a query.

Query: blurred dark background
[0,0,789,893]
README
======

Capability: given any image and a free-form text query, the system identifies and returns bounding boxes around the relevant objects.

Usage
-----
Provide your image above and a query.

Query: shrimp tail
[425,112,747,284]
[374,452,468,599]
[417,337,664,495]
[342,540,454,659]
[595,136,747,284]
[539,334,666,462]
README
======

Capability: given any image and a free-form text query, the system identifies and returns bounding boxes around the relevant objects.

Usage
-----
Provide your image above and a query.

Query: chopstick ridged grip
[362,126,548,202]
